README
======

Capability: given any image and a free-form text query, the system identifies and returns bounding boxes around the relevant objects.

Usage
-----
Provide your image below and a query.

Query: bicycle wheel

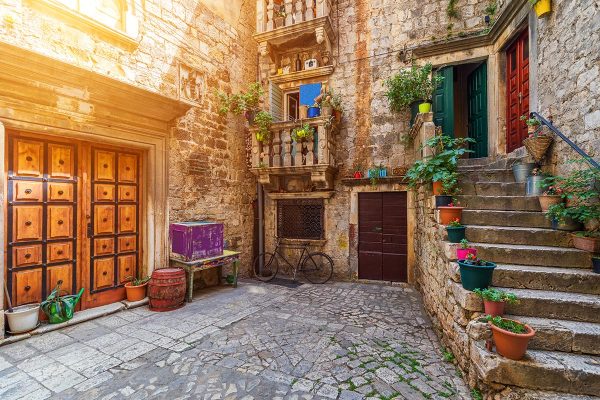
[301,252,333,284]
[253,252,279,282]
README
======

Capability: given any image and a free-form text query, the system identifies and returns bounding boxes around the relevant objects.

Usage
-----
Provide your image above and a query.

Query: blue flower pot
[307,106,321,118]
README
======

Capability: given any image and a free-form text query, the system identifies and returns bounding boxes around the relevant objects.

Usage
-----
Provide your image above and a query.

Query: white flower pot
[6,303,40,334]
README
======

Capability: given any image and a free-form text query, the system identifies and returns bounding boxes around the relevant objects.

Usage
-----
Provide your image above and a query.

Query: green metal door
[433,67,454,138]
[467,62,488,158]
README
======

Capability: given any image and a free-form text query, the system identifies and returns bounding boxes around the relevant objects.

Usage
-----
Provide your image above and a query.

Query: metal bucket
[512,163,535,183]
[526,175,549,196]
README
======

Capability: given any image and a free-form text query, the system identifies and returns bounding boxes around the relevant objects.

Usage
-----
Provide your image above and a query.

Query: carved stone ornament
[179,63,205,104]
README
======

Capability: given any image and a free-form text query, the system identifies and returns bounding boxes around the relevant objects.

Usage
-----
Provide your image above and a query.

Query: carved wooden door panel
[83,147,139,308]
[506,29,530,153]
[6,136,78,306]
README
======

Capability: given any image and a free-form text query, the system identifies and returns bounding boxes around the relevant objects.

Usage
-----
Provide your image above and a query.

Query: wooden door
[467,62,489,158]
[506,29,530,153]
[6,137,78,306]
[82,147,140,308]
[358,192,407,282]
[433,66,455,138]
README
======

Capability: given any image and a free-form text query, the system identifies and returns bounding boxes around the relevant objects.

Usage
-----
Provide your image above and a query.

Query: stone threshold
[0,297,149,347]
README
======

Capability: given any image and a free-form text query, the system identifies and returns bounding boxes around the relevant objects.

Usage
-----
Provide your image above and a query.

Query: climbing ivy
[447,0,459,18]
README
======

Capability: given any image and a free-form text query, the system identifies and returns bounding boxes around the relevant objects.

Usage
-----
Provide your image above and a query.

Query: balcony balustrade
[256,0,333,34]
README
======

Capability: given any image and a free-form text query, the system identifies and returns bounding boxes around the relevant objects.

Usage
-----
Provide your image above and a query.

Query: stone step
[460,181,526,196]
[457,157,492,168]
[504,288,600,323]
[455,195,541,211]
[466,225,572,247]
[459,168,515,183]
[471,343,600,396]
[496,388,600,400]
[507,316,600,356]
[473,242,592,269]
[462,210,553,229]
[493,264,600,295]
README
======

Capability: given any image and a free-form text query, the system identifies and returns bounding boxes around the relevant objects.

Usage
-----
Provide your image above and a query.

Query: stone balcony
[250,116,338,191]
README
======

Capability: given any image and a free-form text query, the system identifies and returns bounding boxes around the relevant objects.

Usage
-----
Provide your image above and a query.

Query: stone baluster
[315,0,330,18]
[294,139,304,166]
[272,128,282,167]
[252,130,260,167]
[304,0,314,21]
[305,128,315,166]
[294,0,304,24]
[256,0,267,33]
[266,0,275,31]
[282,129,292,166]
[284,0,293,26]
[317,124,328,164]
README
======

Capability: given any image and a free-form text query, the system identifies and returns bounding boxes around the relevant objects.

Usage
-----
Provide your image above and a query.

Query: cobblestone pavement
[0,281,470,400]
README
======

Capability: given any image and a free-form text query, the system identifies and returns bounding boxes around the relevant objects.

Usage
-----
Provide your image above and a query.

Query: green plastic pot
[458,261,496,291]
[446,226,466,243]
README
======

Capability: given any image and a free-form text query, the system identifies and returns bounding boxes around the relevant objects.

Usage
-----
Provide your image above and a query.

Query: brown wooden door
[506,29,530,153]
[6,136,78,306]
[82,147,140,308]
[358,192,407,282]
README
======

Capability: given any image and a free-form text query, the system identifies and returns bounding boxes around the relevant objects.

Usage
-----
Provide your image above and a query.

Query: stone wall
[0,0,258,270]
[535,0,600,174]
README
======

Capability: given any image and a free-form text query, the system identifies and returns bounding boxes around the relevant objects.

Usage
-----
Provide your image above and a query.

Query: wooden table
[170,250,241,303]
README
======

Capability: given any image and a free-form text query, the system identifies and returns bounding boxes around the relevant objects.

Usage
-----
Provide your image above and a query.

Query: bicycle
[253,238,334,284]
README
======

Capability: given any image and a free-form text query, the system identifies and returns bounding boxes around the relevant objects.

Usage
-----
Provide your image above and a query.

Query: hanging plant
[254,111,273,142]
[291,123,315,142]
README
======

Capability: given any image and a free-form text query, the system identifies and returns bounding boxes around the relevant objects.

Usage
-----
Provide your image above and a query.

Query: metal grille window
[277,199,324,240]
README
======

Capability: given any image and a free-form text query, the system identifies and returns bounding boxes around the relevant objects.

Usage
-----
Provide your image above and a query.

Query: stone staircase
[454,157,600,398]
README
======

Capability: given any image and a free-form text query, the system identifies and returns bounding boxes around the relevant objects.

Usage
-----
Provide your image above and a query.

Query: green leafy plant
[471,388,483,400]
[384,63,444,112]
[520,114,541,127]
[442,348,455,362]
[485,315,527,334]
[461,253,490,266]
[125,275,150,286]
[473,288,518,304]
[254,111,274,142]
[460,239,470,249]
[485,1,498,16]
[216,82,264,117]
[291,123,315,142]
[447,219,463,228]
[447,0,459,18]
[405,135,475,191]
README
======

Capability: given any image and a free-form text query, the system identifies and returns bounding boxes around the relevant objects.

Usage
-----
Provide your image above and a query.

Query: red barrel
[148,268,186,312]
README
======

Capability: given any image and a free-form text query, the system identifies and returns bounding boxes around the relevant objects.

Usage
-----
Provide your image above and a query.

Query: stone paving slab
[0,281,469,399]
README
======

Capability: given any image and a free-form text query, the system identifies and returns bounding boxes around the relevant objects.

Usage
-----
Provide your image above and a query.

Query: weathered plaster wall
[535,0,600,174]
[0,0,257,271]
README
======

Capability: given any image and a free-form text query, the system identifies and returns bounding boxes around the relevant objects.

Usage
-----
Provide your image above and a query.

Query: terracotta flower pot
[432,181,443,195]
[572,234,600,253]
[538,195,562,212]
[457,247,477,260]
[125,282,148,302]
[483,300,505,317]
[489,319,535,360]
[438,206,464,225]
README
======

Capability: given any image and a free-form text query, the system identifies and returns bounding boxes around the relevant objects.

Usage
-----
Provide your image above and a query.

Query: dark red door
[358,192,407,282]
[506,29,530,153]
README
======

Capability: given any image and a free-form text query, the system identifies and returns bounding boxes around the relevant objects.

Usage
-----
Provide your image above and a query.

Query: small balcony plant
[446,219,465,243]
[473,288,518,317]
[384,62,444,114]
[486,315,535,360]
[125,274,151,302]
[291,123,315,142]
[254,111,274,142]
[458,253,496,291]
[217,82,264,124]
[457,238,477,260]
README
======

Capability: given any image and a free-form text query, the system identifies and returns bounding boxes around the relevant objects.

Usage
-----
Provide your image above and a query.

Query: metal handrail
[530,111,600,169]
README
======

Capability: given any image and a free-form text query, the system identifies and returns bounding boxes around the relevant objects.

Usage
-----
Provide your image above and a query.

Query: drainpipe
[257,181,264,273]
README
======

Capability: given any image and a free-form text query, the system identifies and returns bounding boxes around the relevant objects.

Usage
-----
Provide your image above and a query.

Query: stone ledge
[450,280,482,311]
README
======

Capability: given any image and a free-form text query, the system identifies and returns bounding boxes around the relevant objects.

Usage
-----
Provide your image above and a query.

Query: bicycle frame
[269,239,311,280]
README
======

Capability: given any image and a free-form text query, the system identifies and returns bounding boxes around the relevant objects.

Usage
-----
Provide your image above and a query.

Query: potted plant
[593,255,600,274]
[438,202,464,225]
[512,161,536,183]
[317,89,338,118]
[446,219,466,243]
[457,239,477,260]
[125,274,151,302]
[384,63,443,114]
[529,0,551,17]
[520,115,553,164]
[572,232,600,252]
[330,92,343,121]
[3,283,39,334]
[473,288,518,317]
[538,175,564,211]
[436,171,460,206]
[307,102,321,118]
[291,123,315,142]
[458,253,496,291]
[217,82,264,124]
[377,164,388,178]
[254,111,274,142]
[486,315,535,360]
[526,167,549,196]
[273,6,286,28]
[353,164,364,179]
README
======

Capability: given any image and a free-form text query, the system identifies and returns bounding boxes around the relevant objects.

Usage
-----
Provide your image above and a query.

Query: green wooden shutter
[269,82,283,121]
[467,62,488,158]
[433,67,455,138]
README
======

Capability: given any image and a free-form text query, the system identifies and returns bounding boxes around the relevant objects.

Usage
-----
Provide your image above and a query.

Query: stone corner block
[447,262,461,282]
[443,242,459,260]
[450,281,483,311]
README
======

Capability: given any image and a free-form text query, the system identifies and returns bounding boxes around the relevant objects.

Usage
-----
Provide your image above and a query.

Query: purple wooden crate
[170,221,224,261]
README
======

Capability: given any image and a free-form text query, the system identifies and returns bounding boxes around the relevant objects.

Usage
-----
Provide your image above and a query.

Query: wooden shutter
[269,82,283,121]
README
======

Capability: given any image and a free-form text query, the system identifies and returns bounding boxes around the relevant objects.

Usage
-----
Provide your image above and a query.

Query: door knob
[25,221,32,226]
[25,189,32,194]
